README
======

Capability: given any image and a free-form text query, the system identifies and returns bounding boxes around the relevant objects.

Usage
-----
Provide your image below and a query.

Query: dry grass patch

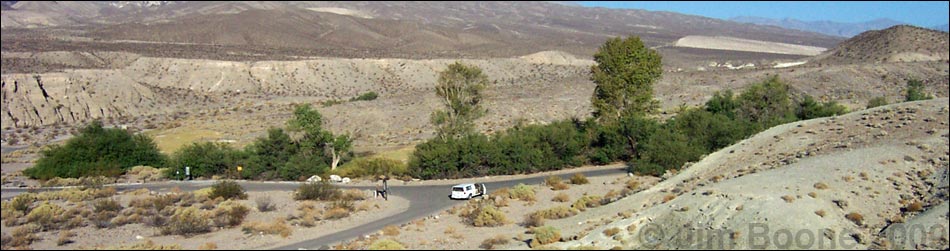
[210,200,250,228]
[107,240,181,250]
[545,176,569,190]
[662,194,676,203]
[814,182,829,190]
[904,201,924,212]
[570,173,589,185]
[368,239,405,250]
[57,230,75,246]
[807,192,818,198]
[526,206,578,228]
[383,225,400,236]
[781,195,795,203]
[161,207,211,236]
[242,218,292,238]
[815,210,827,217]
[531,226,562,247]
[572,195,603,211]
[625,179,640,190]
[198,242,218,250]
[255,196,276,212]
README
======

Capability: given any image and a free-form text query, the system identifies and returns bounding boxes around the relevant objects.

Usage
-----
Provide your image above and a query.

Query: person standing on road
[382,176,389,201]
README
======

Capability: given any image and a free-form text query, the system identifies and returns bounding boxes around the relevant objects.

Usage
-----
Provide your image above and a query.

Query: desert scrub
[508,183,537,202]
[813,182,829,190]
[472,203,508,227]
[161,207,212,236]
[255,196,276,212]
[294,181,341,201]
[242,218,292,238]
[383,225,400,236]
[570,173,589,185]
[845,212,864,225]
[481,235,511,249]
[526,206,578,227]
[27,202,65,230]
[572,195,603,211]
[545,176,569,190]
[108,240,182,250]
[8,224,40,248]
[904,201,924,212]
[198,242,218,250]
[368,239,405,250]
[209,180,248,200]
[211,200,250,228]
[603,227,621,237]
[57,230,75,246]
[93,198,122,212]
[531,226,562,247]
[295,201,322,227]
[552,192,571,202]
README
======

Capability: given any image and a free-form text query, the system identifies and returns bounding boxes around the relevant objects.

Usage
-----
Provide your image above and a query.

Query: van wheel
[467,194,472,200]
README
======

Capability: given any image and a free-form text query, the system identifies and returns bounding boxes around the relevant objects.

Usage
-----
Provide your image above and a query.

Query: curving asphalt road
[0,167,627,250]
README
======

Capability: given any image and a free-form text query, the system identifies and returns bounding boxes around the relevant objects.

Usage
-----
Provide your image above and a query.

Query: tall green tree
[287,104,352,171]
[905,79,932,102]
[736,75,797,128]
[432,62,488,140]
[590,36,663,122]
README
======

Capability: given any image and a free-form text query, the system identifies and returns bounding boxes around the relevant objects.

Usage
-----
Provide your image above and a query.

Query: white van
[450,183,487,200]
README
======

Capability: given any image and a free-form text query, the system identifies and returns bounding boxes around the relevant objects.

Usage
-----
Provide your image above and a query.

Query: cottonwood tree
[590,36,663,122]
[432,62,489,140]
[287,104,352,171]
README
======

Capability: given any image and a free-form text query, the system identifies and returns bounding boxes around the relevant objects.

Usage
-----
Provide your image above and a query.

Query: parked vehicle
[450,183,487,200]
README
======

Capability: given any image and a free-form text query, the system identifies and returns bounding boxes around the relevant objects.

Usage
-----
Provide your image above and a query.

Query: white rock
[330,175,343,182]
[306,175,322,182]
[135,235,144,240]
[342,177,351,183]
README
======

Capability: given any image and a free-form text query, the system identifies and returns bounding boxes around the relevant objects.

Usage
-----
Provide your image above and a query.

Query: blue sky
[576,1,950,27]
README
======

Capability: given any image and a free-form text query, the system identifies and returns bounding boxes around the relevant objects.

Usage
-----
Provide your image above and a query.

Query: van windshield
[453,187,464,192]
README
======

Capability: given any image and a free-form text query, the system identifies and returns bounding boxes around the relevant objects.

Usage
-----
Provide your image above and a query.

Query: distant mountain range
[729,16,912,38]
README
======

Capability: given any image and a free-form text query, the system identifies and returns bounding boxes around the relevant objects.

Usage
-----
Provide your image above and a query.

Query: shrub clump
[211,200,250,228]
[480,235,510,249]
[255,196,276,212]
[210,180,248,200]
[508,183,536,202]
[526,206,578,227]
[552,192,570,202]
[569,173,589,185]
[572,195,603,212]
[242,218,292,238]
[368,239,405,250]
[161,207,212,236]
[24,121,166,179]
[294,181,341,201]
[26,202,65,230]
[472,203,508,227]
[531,226,562,247]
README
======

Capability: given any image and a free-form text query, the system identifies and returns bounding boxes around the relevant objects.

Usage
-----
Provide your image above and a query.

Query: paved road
[0,167,627,250]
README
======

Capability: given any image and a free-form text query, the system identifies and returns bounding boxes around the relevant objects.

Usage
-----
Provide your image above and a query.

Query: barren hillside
[814,25,950,64]
[550,98,949,249]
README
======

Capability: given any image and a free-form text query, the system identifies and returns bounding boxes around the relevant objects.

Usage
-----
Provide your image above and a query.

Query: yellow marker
[237,166,243,172]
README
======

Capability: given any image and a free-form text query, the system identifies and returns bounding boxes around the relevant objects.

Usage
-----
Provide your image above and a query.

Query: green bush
[209,180,248,200]
[166,142,245,180]
[243,128,298,180]
[24,121,166,179]
[26,202,64,230]
[796,95,848,120]
[866,96,889,109]
[335,157,408,178]
[293,181,340,201]
[905,79,933,102]
[351,91,379,102]
[735,75,797,128]
[508,183,536,202]
[279,153,330,181]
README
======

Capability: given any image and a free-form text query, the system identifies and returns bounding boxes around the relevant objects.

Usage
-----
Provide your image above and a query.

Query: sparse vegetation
[209,180,247,200]
[569,173,589,185]
[241,218,292,238]
[545,176,569,190]
[867,96,889,109]
[255,196,276,212]
[552,192,571,202]
[161,207,212,236]
[531,226,562,247]
[905,79,933,102]
[481,235,511,249]
[351,91,379,102]
[368,239,405,250]
[383,225,400,236]
[508,183,537,202]
[603,227,621,237]
[210,200,250,228]
[294,181,341,201]
[572,195,603,211]
[845,212,864,225]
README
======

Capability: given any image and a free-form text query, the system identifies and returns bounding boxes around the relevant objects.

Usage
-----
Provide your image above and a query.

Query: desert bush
[867,96,889,109]
[27,202,65,230]
[845,212,864,225]
[324,207,350,220]
[472,203,508,227]
[211,201,250,228]
[166,141,248,180]
[383,225,400,236]
[255,196,276,212]
[209,180,248,200]
[9,224,40,248]
[813,182,829,190]
[339,189,367,201]
[198,242,218,250]
[603,227,621,237]
[481,235,511,249]
[508,183,536,202]
[93,198,122,212]
[109,240,181,250]
[294,181,341,201]
[9,193,34,212]
[531,226,562,247]
[545,176,569,190]
[57,230,75,246]
[161,207,212,236]
[572,195,603,211]
[126,166,165,182]
[241,218,292,238]
[368,239,405,250]
[905,201,924,212]
[295,201,322,227]
[525,206,578,228]
[796,95,848,120]
[351,91,379,102]
[552,192,570,202]
[569,173,589,185]
[905,79,933,102]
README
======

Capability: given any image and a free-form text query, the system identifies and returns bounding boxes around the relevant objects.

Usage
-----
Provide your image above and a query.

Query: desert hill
[549,98,949,249]
[814,25,950,64]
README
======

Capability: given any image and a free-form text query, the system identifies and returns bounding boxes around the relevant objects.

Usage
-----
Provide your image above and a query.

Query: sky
[576,1,950,28]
